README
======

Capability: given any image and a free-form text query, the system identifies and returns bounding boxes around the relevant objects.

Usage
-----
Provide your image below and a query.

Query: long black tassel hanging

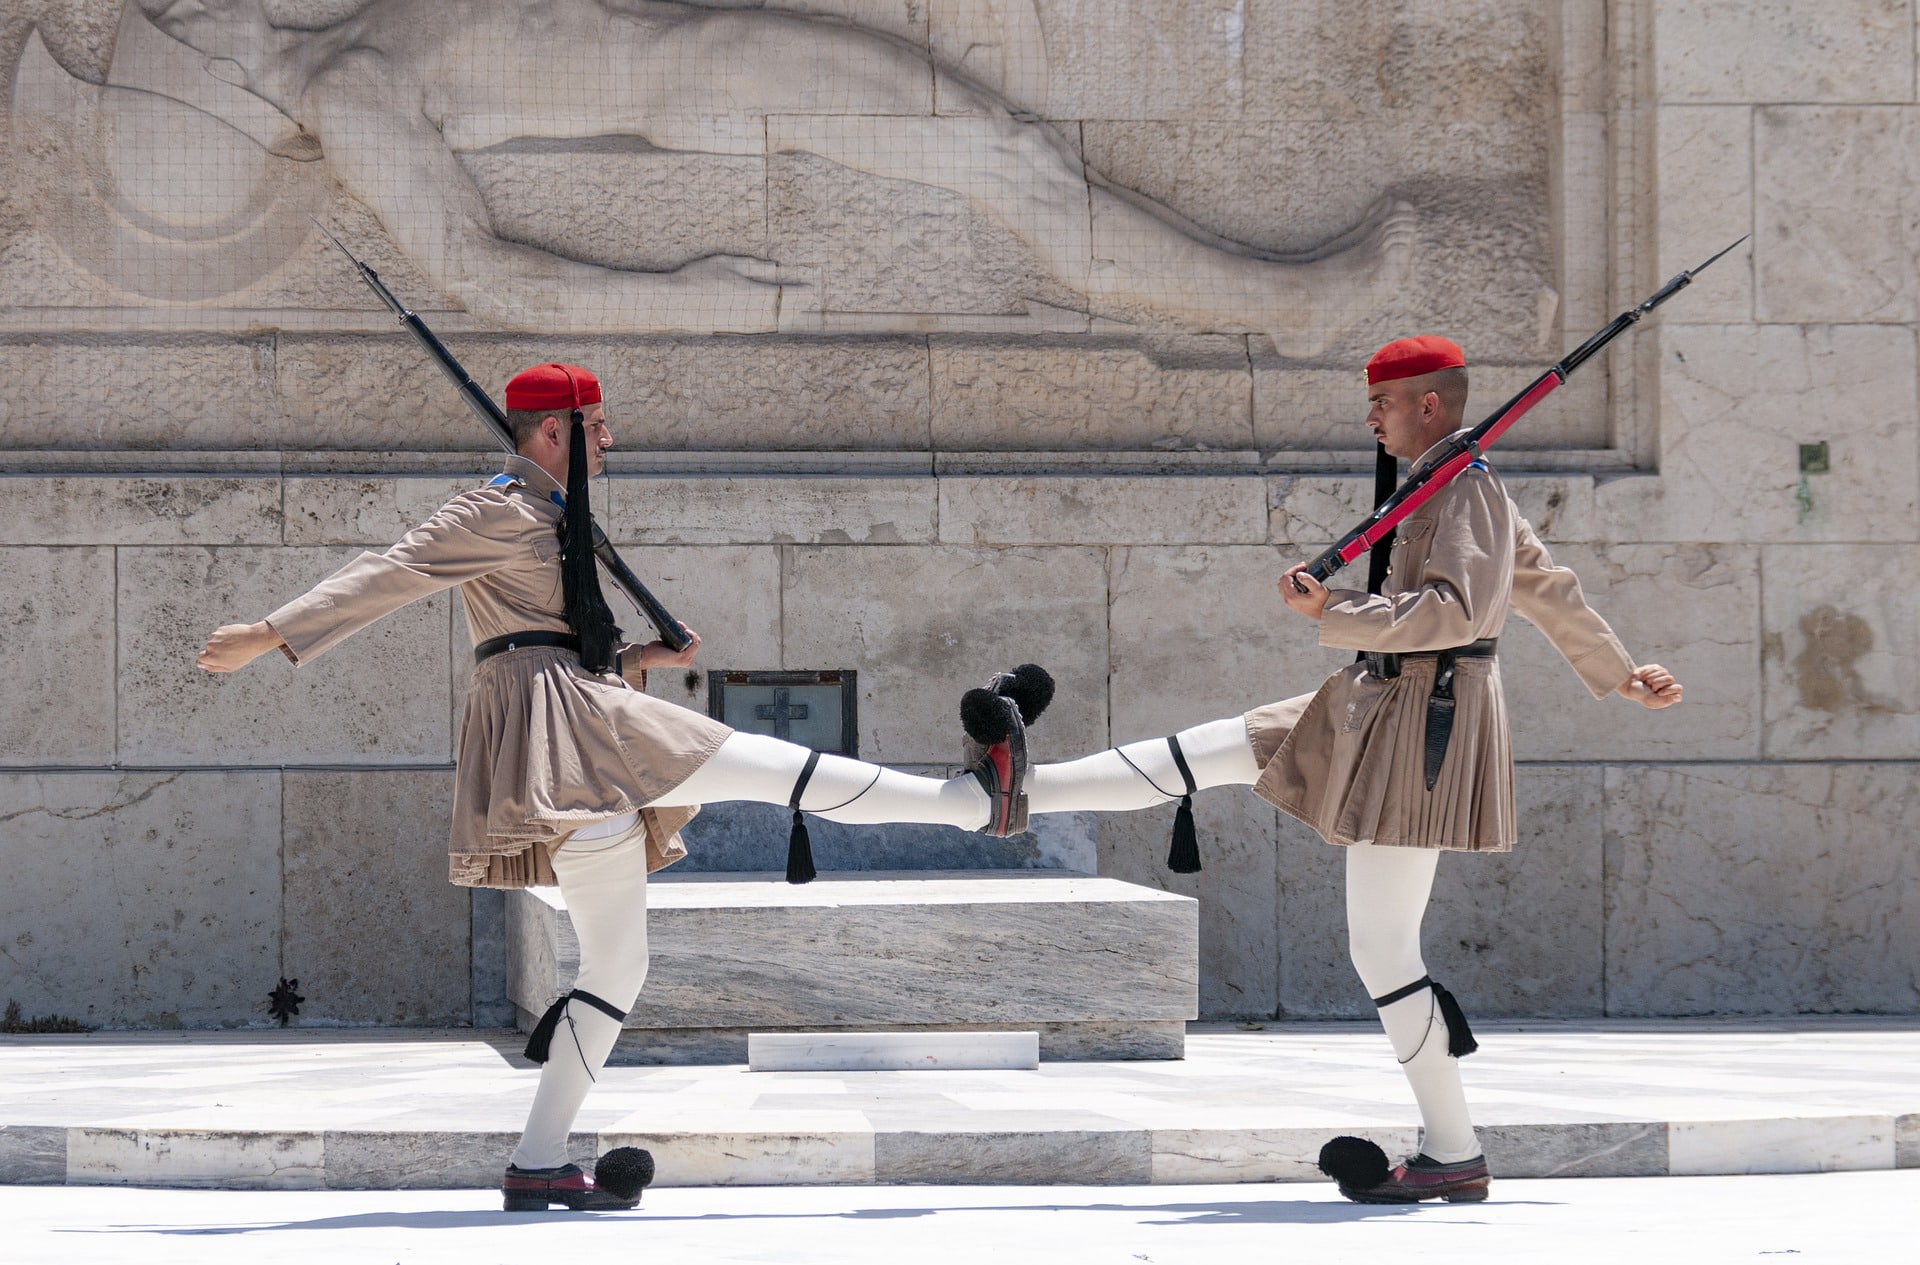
[1164,735,1202,874]
[1430,979,1479,1058]
[1367,444,1398,595]
[523,994,570,1064]
[560,411,620,673]
[785,751,821,885]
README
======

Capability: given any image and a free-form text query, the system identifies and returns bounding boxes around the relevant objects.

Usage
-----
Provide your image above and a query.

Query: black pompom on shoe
[962,687,1017,745]
[594,1146,656,1202]
[996,663,1054,725]
[1317,1135,1391,1191]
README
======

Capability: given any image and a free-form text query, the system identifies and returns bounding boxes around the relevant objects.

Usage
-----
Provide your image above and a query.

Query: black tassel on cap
[1163,734,1201,874]
[785,751,821,885]
[560,409,619,673]
[1431,979,1479,1058]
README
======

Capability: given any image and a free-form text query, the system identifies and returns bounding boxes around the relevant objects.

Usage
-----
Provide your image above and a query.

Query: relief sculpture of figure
[121,0,1413,349]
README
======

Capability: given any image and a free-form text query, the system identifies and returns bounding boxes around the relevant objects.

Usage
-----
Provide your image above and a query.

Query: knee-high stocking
[1024,717,1259,814]
[645,732,989,828]
[509,824,652,1171]
[1344,842,1480,1163]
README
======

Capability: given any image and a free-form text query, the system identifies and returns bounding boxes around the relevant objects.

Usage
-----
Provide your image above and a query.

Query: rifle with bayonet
[310,219,692,652]
[1298,236,1747,588]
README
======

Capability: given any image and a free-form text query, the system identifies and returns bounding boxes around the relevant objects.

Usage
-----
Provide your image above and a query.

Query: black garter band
[1370,974,1479,1060]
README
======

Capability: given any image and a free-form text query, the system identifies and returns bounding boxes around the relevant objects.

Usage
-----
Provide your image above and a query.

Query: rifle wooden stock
[1301,236,1746,587]
[311,221,691,651]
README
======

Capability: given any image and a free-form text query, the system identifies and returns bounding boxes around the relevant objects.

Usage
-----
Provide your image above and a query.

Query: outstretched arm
[1617,663,1683,709]
[198,621,289,673]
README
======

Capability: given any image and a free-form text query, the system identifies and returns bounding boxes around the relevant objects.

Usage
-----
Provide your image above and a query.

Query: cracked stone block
[1760,544,1920,760]
[938,476,1267,547]
[283,478,473,547]
[782,544,1108,763]
[282,770,468,1025]
[1596,325,1918,544]
[1658,106,1754,323]
[1605,763,1920,1016]
[0,547,115,765]
[599,477,937,546]
[0,477,282,547]
[0,337,278,451]
[0,771,280,1028]
[1654,0,1912,103]
[118,546,453,765]
[1757,107,1919,324]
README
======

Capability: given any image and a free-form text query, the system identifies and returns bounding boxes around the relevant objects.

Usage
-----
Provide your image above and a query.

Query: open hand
[1618,663,1682,709]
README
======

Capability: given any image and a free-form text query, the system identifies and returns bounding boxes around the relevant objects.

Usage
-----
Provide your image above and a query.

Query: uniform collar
[1411,429,1472,476]
[496,453,567,508]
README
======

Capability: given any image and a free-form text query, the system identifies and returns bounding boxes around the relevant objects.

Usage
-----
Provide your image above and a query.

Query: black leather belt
[1358,638,1499,791]
[474,631,579,663]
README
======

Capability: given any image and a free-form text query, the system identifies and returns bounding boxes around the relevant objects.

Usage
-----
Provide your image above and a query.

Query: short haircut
[505,406,564,449]
[1404,365,1470,427]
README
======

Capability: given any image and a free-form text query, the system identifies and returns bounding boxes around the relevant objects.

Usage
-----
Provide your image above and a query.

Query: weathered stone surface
[875,1127,1151,1184]
[1277,765,1606,1018]
[66,1127,323,1189]
[1654,0,1913,103]
[1605,764,1920,1016]
[1031,0,1247,120]
[282,770,468,1026]
[0,1124,65,1186]
[0,336,277,450]
[1108,545,1320,734]
[604,1127,874,1187]
[1667,1116,1893,1176]
[322,1129,516,1190]
[930,335,1253,451]
[1756,107,1918,324]
[1899,1113,1920,1168]
[0,477,281,546]
[1760,545,1920,760]
[463,140,769,272]
[768,150,1082,323]
[0,771,280,1028]
[601,476,938,546]
[0,547,116,765]
[1658,107,1754,323]
[117,547,453,765]
[939,475,1267,546]
[1502,543,1762,762]
[602,544,783,693]
[1597,325,1918,543]
[1480,1122,1670,1180]
[273,335,935,452]
[782,544,1108,762]
[282,478,472,547]
[1098,790,1283,1022]
[510,872,1197,1054]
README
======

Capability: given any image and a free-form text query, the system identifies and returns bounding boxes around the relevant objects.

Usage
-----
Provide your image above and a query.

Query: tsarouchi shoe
[1318,1136,1489,1204]
[960,664,1052,838]
[502,1147,655,1212]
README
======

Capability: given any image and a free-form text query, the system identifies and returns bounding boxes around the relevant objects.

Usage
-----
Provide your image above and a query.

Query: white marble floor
[2,1019,1915,1189]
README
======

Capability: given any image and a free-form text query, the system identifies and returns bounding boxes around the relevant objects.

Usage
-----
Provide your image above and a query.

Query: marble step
[508,870,1198,1062]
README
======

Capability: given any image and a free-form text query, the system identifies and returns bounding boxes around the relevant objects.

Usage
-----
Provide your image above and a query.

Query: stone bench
[507,871,1198,1063]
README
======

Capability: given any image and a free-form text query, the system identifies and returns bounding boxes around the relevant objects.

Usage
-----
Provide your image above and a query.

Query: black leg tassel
[1165,794,1201,874]
[786,808,817,885]
[1431,979,1479,1058]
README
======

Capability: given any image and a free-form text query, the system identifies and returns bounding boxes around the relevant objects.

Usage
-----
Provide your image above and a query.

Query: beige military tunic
[266,455,732,888]
[1246,436,1635,851]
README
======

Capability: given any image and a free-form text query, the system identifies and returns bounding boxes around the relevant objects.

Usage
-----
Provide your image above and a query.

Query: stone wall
[1,0,1915,1029]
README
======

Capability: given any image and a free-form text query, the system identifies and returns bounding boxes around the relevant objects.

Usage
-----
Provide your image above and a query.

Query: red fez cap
[1365,336,1466,385]
[504,363,602,411]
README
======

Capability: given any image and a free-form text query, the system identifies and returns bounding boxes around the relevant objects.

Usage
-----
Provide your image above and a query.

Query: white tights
[1027,717,1478,1162]
[511,731,988,1168]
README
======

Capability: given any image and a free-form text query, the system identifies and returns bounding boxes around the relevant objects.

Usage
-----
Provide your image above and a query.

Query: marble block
[937,476,1268,547]
[0,546,116,765]
[66,1127,323,1190]
[0,1125,65,1186]
[1657,106,1754,323]
[1667,1116,1894,1177]
[0,476,282,547]
[507,872,1198,1062]
[747,1031,1040,1072]
[1654,0,1912,104]
[1605,764,1920,1016]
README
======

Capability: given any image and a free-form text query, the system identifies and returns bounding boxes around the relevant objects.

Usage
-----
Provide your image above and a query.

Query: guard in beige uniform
[199,362,1013,1211]
[1007,336,1683,1204]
